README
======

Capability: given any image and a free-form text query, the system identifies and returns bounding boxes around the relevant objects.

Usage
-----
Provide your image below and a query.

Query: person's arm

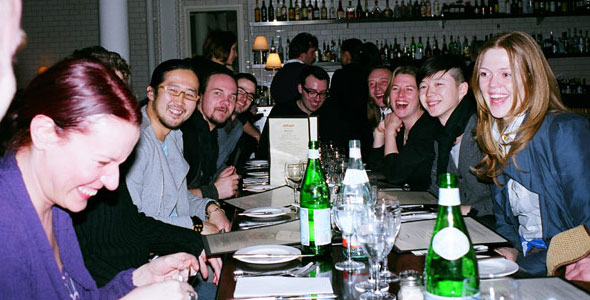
[98,268,136,300]
[242,121,261,142]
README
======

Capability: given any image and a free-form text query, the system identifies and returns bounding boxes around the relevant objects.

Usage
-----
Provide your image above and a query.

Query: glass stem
[371,259,381,293]
[382,256,389,274]
[345,234,354,263]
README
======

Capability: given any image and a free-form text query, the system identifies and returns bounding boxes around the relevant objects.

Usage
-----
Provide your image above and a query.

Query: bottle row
[253,0,590,23]
[559,77,588,94]
[252,29,589,67]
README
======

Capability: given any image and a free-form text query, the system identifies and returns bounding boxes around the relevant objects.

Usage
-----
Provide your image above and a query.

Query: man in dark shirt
[258,65,330,158]
[270,32,318,105]
[181,67,240,200]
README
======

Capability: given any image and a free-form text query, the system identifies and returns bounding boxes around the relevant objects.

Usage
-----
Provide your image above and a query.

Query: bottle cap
[399,270,423,287]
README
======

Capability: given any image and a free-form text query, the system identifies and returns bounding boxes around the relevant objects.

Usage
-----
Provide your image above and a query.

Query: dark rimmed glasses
[237,87,256,101]
[301,86,329,99]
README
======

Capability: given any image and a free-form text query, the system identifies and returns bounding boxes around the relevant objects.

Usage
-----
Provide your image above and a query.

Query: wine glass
[476,278,520,300]
[377,199,402,282]
[353,204,396,300]
[284,162,304,203]
[332,195,365,271]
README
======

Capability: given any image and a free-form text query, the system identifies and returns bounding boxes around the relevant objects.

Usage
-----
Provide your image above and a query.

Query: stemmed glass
[353,204,397,300]
[377,199,402,282]
[284,162,304,203]
[332,195,365,271]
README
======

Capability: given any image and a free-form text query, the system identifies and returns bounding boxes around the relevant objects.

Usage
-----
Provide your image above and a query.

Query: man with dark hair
[339,38,362,66]
[216,73,259,170]
[418,54,493,226]
[258,65,330,159]
[270,32,318,105]
[181,65,241,201]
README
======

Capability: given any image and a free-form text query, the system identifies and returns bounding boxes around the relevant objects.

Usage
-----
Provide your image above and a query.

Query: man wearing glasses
[257,65,330,159]
[216,73,260,170]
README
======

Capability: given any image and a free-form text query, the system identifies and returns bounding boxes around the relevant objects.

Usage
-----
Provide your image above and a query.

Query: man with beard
[181,67,240,201]
[258,66,330,159]
[216,73,259,170]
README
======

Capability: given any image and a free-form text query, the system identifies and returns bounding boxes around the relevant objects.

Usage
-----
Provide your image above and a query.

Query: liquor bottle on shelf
[433,0,441,15]
[384,0,394,17]
[340,140,372,259]
[410,36,417,59]
[300,117,331,257]
[441,35,449,54]
[255,0,262,22]
[356,0,365,18]
[270,38,276,53]
[321,0,329,18]
[425,36,433,58]
[261,0,268,21]
[433,36,441,56]
[308,0,315,19]
[277,0,283,20]
[338,0,346,18]
[278,37,285,62]
[415,36,424,60]
[347,0,356,18]
[269,0,276,21]
[289,0,296,20]
[463,36,471,59]
[330,0,337,18]
[295,0,302,20]
[365,0,372,17]
[281,0,288,20]
[424,173,479,299]
[372,0,382,16]
[413,0,421,17]
[394,0,403,17]
[314,0,321,19]
[301,0,308,19]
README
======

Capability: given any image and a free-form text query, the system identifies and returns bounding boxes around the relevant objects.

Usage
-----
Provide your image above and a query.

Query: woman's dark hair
[7,58,140,151]
[202,30,237,63]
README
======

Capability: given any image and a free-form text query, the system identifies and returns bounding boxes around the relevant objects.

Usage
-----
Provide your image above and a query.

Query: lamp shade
[265,53,282,69]
[252,35,269,51]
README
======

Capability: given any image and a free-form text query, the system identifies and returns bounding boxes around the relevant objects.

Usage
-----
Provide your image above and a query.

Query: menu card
[202,220,300,255]
[517,277,590,300]
[225,186,294,210]
[268,117,310,186]
[395,217,508,252]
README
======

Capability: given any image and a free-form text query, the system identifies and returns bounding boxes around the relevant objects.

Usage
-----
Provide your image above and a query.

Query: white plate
[478,257,519,279]
[246,160,269,166]
[247,171,269,177]
[242,206,288,218]
[243,185,274,192]
[234,245,301,264]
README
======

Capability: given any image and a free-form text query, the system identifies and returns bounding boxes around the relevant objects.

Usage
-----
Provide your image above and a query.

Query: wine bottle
[338,0,346,18]
[261,0,268,21]
[424,173,479,300]
[255,0,262,22]
[314,0,321,19]
[347,0,356,19]
[289,0,296,20]
[269,0,275,21]
[300,117,331,257]
[321,0,329,19]
[281,0,288,20]
[340,140,372,259]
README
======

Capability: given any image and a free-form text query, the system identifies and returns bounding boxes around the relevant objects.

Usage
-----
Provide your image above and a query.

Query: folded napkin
[234,276,333,298]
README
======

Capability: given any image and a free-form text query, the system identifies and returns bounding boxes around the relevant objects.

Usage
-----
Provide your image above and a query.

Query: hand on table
[494,247,519,262]
[122,280,197,300]
[132,252,200,287]
[197,249,223,285]
[214,166,240,199]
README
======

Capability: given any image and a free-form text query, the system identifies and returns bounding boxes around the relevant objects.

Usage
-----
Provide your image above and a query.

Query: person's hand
[373,121,386,148]
[494,247,519,262]
[121,280,197,300]
[197,250,223,285]
[201,221,221,235]
[214,166,240,199]
[132,252,199,287]
[565,255,590,282]
[376,120,386,133]
[207,207,231,233]
[383,113,403,136]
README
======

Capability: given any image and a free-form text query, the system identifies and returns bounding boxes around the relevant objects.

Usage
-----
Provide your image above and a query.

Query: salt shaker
[398,270,425,300]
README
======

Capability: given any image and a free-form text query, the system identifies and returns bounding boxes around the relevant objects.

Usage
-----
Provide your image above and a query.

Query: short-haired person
[71,45,131,84]
[0,0,25,120]
[181,67,240,201]
[339,38,362,66]
[367,66,393,129]
[258,65,330,159]
[418,55,494,225]
[472,31,590,278]
[0,58,201,300]
[216,73,259,170]
[202,30,238,72]
[270,32,318,105]
[370,66,440,190]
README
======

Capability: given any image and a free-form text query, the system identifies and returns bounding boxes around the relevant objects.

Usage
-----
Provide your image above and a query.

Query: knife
[233,253,316,259]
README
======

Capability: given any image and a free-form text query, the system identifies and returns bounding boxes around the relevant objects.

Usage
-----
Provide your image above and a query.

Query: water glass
[332,197,364,272]
[479,278,520,300]
[284,162,304,202]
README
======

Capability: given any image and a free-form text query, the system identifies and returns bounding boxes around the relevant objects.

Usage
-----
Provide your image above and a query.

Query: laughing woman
[0,58,201,299]
[370,65,440,191]
[472,31,590,278]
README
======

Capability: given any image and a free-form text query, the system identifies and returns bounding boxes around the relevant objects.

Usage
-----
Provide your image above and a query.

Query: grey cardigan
[428,114,494,217]
[126,107,212,228]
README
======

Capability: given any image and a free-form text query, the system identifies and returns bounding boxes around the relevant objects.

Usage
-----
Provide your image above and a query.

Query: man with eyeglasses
[181,65,241,203]
[216,73,260,171]
[257,65,330,159]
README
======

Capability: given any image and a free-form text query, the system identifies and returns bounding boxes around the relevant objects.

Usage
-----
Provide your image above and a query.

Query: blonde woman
[472,31,590,279]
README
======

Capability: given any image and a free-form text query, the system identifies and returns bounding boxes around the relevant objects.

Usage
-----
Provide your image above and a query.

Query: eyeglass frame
[237,87,256,102]
[301,85,329,99]
[158,85,200,102]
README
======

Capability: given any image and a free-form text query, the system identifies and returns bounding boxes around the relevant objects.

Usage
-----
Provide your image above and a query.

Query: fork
[233,262,315,278]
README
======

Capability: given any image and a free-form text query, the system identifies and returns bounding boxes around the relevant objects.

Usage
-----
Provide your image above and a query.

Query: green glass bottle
[300,140,331,256]
[424,173,479,300]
